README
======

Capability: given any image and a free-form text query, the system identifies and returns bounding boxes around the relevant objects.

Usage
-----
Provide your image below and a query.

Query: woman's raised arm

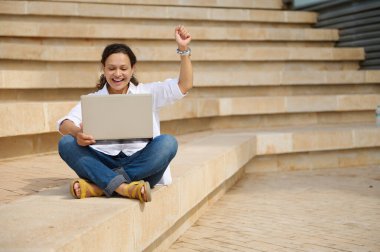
[175,25,193,94]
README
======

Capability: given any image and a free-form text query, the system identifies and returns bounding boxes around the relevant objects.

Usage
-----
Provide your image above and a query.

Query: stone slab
[0,132,255,251]
[38,0,284,10]
[0,21,338,41]
[0,1,315,23]
[0,43,364,62]
[2,70,380,89]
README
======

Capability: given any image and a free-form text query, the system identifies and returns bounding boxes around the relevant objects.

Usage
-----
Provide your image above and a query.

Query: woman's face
[103,52,135,94]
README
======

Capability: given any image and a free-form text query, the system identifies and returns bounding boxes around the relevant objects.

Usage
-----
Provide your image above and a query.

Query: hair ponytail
[96,74,107,90]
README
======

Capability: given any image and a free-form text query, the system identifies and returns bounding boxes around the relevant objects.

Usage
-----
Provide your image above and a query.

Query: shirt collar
[127,82,137,94]
[99,82,138,95]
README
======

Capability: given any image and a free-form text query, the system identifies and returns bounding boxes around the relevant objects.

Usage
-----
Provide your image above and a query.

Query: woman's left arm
[175,25,193,94]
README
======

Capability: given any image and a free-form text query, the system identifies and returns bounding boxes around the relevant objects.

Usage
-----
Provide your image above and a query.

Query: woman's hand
[76,124,96,146]
[175,25,191,51]
[59,119,95,146]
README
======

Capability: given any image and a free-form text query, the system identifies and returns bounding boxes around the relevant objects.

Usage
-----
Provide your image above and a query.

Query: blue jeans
[58,134,178,197]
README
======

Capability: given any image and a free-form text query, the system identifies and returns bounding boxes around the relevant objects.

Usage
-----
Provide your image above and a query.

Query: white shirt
[57,78,185,185]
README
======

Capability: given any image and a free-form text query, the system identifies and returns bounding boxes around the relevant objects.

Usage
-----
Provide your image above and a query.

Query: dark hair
[96,43,139,90]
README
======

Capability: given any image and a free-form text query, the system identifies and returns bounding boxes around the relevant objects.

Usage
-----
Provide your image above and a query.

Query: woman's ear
[131,65,136,75]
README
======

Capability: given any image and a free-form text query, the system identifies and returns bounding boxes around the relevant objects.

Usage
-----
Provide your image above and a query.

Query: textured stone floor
[169,166,380,252]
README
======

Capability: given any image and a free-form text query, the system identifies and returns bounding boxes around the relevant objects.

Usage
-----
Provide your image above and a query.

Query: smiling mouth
[112,78,125,83]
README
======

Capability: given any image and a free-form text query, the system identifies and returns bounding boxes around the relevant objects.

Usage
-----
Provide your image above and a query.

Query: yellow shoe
[70,179,104,199]
[124,181,152,203]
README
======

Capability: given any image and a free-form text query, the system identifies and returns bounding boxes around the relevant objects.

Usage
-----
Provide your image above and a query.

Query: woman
[57,25,192,202]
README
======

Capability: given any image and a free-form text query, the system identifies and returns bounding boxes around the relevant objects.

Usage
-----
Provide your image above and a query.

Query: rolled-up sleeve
[56,102,82,134]
[149,78,186,109]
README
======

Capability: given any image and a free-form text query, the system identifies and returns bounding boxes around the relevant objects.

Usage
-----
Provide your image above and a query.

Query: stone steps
[1,70,379,89]
[0,20,338,41]
[0,42,364,62]
[1,0,379,250]
[0,0,314,24]
[1,124,379,250]
[2,94,379,138]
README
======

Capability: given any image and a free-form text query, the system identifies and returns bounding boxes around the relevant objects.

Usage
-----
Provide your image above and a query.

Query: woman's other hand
[76,123,96,146]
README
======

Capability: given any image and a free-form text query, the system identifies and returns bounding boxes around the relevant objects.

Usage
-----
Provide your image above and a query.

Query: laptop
[81,94,153,143]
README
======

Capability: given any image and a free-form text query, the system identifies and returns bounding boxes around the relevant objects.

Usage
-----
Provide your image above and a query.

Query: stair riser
[0,112,374,160]
[0,133,60,161]
[0,23,337,42]
[0,15,312,29]
[0,43,363,62]
[0,62,361,76]
[246,147,380,173]
[161,112,375,135]
[31,0,284,10]
[1,96,378,138]
[2,85,380,101]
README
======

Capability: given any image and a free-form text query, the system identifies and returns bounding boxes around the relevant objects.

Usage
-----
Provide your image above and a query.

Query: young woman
[57,25,192,202]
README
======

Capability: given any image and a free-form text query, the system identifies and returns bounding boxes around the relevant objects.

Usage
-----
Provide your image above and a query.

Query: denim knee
[156,134,178,158]
[58,134,76,157]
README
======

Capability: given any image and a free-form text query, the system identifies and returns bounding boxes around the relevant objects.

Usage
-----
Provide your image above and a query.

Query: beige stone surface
[1,43,366,62]
[159,98,198,121]
[0,101,76,137]
[325,70,365,84]
[46,101,78,131]
[0,102,46,137]
[353,127,380,148]
[337,94,380,110]
[256,132,292,155]
[225,97,287,115]
[0,132,255,251]
[170,166,380,252]
[0,1,313,23]
[0,132,61,160]
[333,47,365,60]
[248,147,380,173]
[43,0,284,9]
[2,70,380,89]
[0,1,379,249]
[286,95,337,112]
[365,70,380,83]
[0,0,26,14]
[2,95,379,138]
[0,21,340,42]
[292,128,354,152]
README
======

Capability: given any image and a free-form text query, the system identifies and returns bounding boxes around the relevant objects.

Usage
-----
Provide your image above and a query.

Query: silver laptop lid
[81,94,153,142]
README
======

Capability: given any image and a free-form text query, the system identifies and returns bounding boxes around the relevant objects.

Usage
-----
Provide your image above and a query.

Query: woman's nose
[115,69,121,76]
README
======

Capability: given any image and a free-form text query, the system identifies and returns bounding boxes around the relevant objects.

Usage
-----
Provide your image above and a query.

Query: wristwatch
[176,47,191,56]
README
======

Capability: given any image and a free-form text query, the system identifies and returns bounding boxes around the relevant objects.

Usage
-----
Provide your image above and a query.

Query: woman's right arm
[59,119,96,146]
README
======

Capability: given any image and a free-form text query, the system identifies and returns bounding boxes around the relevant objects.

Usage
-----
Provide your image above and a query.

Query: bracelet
[176,47,191,56]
